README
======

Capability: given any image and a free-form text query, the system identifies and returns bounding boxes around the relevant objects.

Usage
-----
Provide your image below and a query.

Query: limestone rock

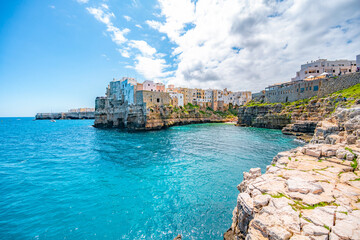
[286,179,324,194]
[226,106,360,240]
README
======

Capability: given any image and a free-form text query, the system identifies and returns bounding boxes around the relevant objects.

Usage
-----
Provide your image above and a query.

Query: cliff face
[94,97,236,130]
[225,106,360,240]
[238,85,360,141]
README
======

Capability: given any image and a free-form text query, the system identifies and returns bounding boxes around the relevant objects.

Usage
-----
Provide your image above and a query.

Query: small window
[157,98,160,103]
[313,86,319,91]
[301,88,304,93]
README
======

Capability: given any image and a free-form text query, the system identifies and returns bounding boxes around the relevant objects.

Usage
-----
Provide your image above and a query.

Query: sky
[0,0,359,117]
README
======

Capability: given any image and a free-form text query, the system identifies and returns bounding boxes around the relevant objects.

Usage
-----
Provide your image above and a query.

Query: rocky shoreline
[225,106,360,239]
[35,112,95,120]
[238,86,360,143]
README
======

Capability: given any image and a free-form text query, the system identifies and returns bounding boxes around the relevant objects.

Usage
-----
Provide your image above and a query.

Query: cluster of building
[100,55,360,109]
[253,54,360,103]
[104,77,252,111]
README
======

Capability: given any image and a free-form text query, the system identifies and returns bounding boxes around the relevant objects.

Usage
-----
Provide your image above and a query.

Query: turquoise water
[0,118,302,239]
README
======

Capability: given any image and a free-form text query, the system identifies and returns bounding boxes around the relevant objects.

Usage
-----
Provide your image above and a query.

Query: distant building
[68,108,95,113]
[292,58,357,81]
[357,54,360,72]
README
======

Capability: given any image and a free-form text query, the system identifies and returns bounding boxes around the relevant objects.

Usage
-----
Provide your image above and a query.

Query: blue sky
[1,0,359,117]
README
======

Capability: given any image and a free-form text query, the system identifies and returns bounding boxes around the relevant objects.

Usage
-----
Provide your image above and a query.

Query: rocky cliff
[94,97,236,130]
[238,84,360,141]
[225,106,360,240]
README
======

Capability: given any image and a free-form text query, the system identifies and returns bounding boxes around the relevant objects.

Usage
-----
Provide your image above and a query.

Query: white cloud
[76,0,88,4]
[133,56,172,80]
[86,5,129,45]
[124,15,131,21]
[147,0,360,91]
[101,4,109,9]
[49,5,55,9]
[118,49,130,58]
[135,24,142,29]
[129,40,157,56]
[101,54,110,61]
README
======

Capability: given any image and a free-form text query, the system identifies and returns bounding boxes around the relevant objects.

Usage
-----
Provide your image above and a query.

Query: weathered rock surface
[94,97,236,130]
[237,94,355,142]
[225,106,360,240]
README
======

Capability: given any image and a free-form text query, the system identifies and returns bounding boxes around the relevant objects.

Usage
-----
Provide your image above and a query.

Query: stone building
[136,90,171,107]
[265,72,360,103]
[155,83,165,92]
[291,58,357,81]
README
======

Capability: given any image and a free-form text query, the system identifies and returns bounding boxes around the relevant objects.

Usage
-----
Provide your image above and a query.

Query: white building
[169,92,184,107]
[292,58,357,81]
[108,77,137,104]
[109,78,122,101]
[143,80,156,91]
[121,77,137,104]
[225,91,252,106]
[204,89,213,103]
[357,54,360,72]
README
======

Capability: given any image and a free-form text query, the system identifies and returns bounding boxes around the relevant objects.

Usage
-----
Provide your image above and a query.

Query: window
[157,98,160,103]
[317,70,319,73]
[313,86,319,91]
[309,86,312,90]
[333,70,335,73]
[301,88,304,93]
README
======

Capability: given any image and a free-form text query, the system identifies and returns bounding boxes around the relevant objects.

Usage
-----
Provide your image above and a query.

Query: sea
[0,118,303,239]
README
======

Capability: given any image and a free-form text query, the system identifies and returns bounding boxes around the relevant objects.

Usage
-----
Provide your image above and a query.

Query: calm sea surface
[0,118,302,240]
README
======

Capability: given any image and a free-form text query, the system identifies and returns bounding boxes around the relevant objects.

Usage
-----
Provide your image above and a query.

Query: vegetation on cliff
[246,83,360,110]
[242,83,360,123]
